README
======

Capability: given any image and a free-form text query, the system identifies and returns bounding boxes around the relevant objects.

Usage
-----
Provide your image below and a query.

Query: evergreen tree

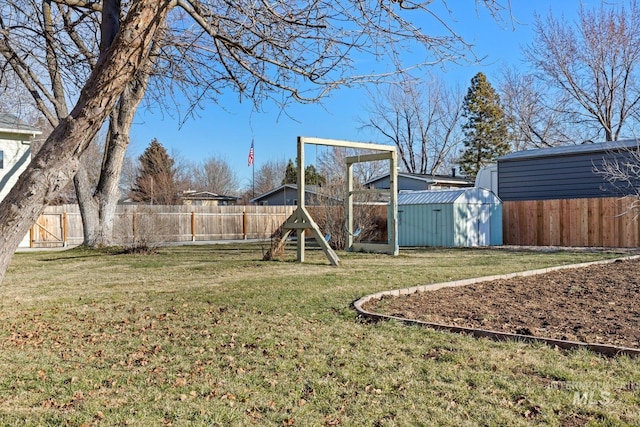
[281,159,326,186]
[130,139,178,204]
[459,72,510,178]
[282,159,297,185]
[305,164,326,186]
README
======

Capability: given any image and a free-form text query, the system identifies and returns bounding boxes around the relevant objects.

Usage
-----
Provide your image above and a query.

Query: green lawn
[1,244,638,426]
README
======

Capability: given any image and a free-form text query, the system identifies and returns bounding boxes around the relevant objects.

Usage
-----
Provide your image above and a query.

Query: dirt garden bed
[361,258,640,351]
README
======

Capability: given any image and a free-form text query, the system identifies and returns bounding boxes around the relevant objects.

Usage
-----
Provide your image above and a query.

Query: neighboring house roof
[498,139,640,162]
[0,113,41,136]
[366,172,472,187]
[180,190,239,202]
[250,184,332,203]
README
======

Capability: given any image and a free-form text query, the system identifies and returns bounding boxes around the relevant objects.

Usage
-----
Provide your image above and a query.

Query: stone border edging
[353,255,640,357]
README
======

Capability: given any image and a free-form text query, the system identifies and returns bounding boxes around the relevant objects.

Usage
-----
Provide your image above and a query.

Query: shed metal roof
[398,188,498,205]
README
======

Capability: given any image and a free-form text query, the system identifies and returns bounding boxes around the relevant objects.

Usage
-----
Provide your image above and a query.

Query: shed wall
[398,203,455,247]
[398,188,502,247]
[453,202,503,246]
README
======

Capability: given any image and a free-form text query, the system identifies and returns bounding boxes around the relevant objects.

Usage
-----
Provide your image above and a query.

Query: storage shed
[397,188,502,247]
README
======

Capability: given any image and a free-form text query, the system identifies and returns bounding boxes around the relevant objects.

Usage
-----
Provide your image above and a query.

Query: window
[0,150,3,169]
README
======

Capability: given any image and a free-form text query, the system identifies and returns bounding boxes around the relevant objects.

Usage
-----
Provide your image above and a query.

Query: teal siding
[490,204,503,245]
[398,203,455,246]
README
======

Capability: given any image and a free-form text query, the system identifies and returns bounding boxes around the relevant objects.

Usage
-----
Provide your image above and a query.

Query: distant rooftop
[366,171,471,185]
[0,113,41,134]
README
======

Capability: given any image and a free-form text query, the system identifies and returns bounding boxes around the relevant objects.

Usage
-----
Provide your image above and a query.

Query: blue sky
[129,0,607,190]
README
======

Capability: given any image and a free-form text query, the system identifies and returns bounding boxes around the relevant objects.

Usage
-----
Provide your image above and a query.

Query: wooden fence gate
[30,213,67,248]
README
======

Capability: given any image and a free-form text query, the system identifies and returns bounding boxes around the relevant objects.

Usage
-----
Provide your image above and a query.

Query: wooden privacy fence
[30,205,296,248]
[503,197,640,247]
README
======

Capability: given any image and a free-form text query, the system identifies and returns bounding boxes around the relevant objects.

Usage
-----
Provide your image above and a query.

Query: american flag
[248,140,254,167]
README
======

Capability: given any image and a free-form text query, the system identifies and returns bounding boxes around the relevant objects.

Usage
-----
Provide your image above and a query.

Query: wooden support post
[389,150,399,256]
[132,210,137,241]
[63,212,68,247]
[191,211,196,241]
[297,136,306,263]
[280,207,340,266]
[243,210,248,240]
[346,161,354,250]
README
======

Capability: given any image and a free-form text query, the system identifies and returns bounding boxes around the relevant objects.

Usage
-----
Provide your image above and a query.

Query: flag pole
[248,138,255,198]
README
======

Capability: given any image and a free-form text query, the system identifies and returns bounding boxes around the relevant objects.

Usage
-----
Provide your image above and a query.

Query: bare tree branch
[525,1,640,141]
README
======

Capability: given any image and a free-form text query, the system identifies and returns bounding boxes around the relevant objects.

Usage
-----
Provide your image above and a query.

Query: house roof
[250,184,327,203]
[366,171,471,186]
[0,113,41,135]
[398,188,498,205]
[181,191,239,201]
[498,139,640,162]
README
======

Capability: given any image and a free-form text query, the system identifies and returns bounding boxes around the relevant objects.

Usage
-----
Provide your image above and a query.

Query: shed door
[431,208,445,247]
[471,203,491,246]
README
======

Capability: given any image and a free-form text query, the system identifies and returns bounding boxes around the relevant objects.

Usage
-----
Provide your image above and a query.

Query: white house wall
[0,133,32,203]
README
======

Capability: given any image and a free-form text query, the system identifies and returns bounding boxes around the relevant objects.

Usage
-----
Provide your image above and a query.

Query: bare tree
[499,67,580,150]
[0,0,154,247]
[593,141,640,219]
[0,0,511,282]
[318,146,387,185]
[0,0,171,282]
[525,1,640,142]
[251,158,288,196]
[0,71,45,124]
[361,75,464,174]
[192,155,239,196]
[119,154,139,200]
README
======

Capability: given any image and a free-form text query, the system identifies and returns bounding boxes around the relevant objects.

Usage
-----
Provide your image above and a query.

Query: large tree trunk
[76,71,151,247]
[0,0,172,284]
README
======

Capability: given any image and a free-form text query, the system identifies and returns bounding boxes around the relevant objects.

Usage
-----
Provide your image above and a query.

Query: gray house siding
[254,186,299,205]
[368,173,471,191]
[250,185,329,206]
[371,175,430,191]
[498,141,640,201]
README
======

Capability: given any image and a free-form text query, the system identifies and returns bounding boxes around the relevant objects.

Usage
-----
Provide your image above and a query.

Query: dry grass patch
[1,244,638,426]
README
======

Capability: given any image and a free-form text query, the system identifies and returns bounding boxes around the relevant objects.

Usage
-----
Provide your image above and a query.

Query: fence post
[29,225,34,248]
[243,209,248,240]
[191,211,196,242]
[63,212,68,247]
[132,210,137,242]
